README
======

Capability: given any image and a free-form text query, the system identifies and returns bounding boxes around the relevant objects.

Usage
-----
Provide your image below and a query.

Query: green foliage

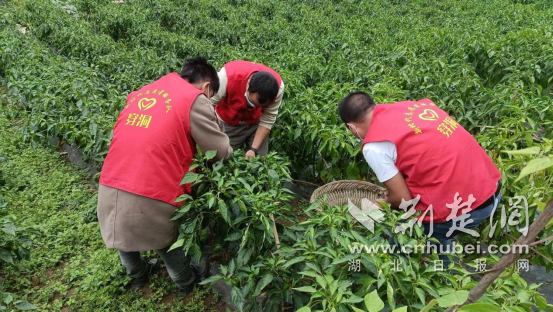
[0,159,37,310]
[504,140,553,181]
[0,202,38,311]
[172,149,295,265]
[0,0,551,183]
[0,0,552,310]
[201,198,547,311]
[0,107,225,311]
[0,200,33,266]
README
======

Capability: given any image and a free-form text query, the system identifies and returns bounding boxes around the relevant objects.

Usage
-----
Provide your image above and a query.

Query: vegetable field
[1,0,553,311]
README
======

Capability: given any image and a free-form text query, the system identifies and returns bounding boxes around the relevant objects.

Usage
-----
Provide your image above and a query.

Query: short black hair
[338,91,376,123]
[180,57,220,93]
[248,71,279,104]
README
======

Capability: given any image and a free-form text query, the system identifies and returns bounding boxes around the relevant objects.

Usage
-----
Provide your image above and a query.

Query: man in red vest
[338,92,502,257]
[210,60,284,159]
[97,57,232,296]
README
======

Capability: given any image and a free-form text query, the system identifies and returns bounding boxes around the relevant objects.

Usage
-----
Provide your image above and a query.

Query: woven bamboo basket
[310,180,385,208]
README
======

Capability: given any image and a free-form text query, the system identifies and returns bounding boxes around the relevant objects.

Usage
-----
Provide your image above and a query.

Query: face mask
[245,91,255,107]
[348,123,363,143]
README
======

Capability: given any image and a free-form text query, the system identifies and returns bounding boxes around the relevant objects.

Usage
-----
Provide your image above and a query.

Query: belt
[474,180,502,210]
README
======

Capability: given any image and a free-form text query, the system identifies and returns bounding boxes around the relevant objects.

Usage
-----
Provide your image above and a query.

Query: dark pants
[221,120,269,156]
[118,245,194,289]
[423,191,502,265]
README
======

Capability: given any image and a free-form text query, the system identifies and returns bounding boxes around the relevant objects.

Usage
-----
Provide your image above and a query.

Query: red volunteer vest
[100,73,202,207]
[216,60,282,126]
[363,99,501,223]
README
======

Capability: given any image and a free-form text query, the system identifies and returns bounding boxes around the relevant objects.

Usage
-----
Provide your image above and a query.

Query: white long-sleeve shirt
[210,67,285,130]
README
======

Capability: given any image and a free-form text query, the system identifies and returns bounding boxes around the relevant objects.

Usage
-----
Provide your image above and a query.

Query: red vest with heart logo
[100,73,202,207]
[362,99,501,223]
[215,61,282,126]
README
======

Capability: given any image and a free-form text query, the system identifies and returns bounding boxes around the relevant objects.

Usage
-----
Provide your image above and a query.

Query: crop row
[1,0,552,183]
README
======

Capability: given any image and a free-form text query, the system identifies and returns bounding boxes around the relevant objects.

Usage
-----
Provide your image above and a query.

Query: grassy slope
[0,105,226,311]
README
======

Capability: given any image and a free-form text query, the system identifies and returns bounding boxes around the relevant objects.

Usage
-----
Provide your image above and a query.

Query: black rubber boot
[191,252,211,280]
[178,270,200,298]
[130,258,161,289]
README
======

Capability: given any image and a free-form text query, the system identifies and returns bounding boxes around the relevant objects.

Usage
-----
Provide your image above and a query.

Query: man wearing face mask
[210,60,284,159]
[97,57,232,297]
[338,92,501,257]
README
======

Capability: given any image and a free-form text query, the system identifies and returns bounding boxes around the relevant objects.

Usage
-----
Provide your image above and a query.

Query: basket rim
[310,180,385,203]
